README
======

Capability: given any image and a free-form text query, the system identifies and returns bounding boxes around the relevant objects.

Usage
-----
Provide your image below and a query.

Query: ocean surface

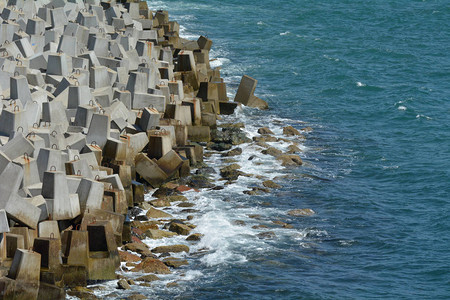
[123,1,449,299]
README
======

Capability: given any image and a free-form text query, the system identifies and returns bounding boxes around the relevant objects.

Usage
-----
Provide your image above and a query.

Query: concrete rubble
[0,0,271,298]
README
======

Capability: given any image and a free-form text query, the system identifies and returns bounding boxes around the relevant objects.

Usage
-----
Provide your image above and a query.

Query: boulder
[151,245,189,253]
[287,208,315,217]
[168,223,192,235]
[221,147,242,157]
[162,257,188,268]
[277,154,303,167]
[262,180,281,189]
[135,274,160,282]
[261,147,282,157]
[119,251,141,263]
[186,233,203,241]
[131,258,171,274]
[146,207,173,219]
[282,126,301,136]
[117,279,131,290]
[257,127,274,135]
[145,229,177,239]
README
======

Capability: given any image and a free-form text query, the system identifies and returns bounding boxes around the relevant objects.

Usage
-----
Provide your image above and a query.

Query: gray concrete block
[86,113,110,149]
[234,75,257,105]
[0,209,10,233]
[5,194,41,229]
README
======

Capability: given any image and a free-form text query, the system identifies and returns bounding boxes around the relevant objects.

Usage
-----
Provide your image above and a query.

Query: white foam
[280,31,290,36]
[356,82,366,87]
[257,21,265,25]
[398,105,407,111]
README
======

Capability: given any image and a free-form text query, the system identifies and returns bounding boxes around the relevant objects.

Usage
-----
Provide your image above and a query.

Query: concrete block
[38,220,60,239]
[42,171,80,220]
[47,53,70,77]
[0,209,10,233]
[12,154,40,188]
[27,195,49,222]
[36,148,65,182]
[77,178,104,213]
[139,107,160,131]
[147,131,172,159]
[187,125,211,142]
[5,194,41,229]
[1,133,35,161]
[135,153,168,188]
[61,229,89,267]
[157,150,183,176]
[132,92,166,111]
[103,137,127,162]
[86,113,111,149]
[235,75,257,105]
[7,249,41,283]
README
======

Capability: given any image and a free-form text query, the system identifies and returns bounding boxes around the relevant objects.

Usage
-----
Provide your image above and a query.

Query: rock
[248,155,257,160]
[152,186,180,198]
[287,208,315,217]
[272,220,293,228]
[187,215,194,220]
[129,207,144,218]
[243,187,270,195]
[117,278,131,290]
[206,142,232,151]
[221,147,243,157]
[253,135,278,143]
[165,195,189,202]
[167,282,178,288]
[163,257,189,268]
[220,164,244,181]
[233,220,246,226]
[146,207,173,219]
[187,174,215,189]
[248,214,262,219]
[261,147,282,157]
[169,222,192,235]
[277,154,303,166]
[119,251,141,263]
[151,245,190,253]
[136,274,160,282]
[149,198,171,207]
[282,126,301,136]
[131,258,171,274]
[195,166,216,175]
[257,127,274,135]
[262,180,281,189]
[177,202,195,207]
[186,233,203,241]
[123,243,156,258]
[301,126,313,132]
[257,231,276,239]
[252,225,269,229]
[145,229,177,239]
[67,287,98,299]
[287,144,302,153]
[127,294,147,300]
[255,141,270,148]
[220,123,245,129]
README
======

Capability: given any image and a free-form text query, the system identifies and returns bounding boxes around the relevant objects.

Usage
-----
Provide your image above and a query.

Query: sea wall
[0,1,306,299]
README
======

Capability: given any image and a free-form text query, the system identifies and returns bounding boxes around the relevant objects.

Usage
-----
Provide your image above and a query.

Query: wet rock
[131,258,171,274]
[67,287,98,299]
[181,209,200,213]
[287,208,315,217]
[261,147,282,157]
[129,207,144,218]
[220,164,245,181]
[131,227,147,240]
[253,135,278,143]
[136,274,160,282]
[252,225,269,229]
[257,127,274,135]
[248,155,257,160]
[195,166,216,175]
[146,207,173,219]
[119,251,141,263]
[257,231,276,239]
[158,252,171,258]
[117,278,131,290]
[152,186,180,198]
[255,141,270,148]
[220,122,245,129]
[287,144,302,153]
[150,198,171,207]
[186,233,203,241]
[139,202,153,210]
[187,174,215,189]
[145,229,177,239]
[177,202,195,207]
[261,202,272,206]
[151,244,190,253]
[262,180,282,189]
[282,126,301,136]
[165,195,189,202]
[127,294,147,300]
[135,215,149,221]
[163,257,189,268]
[206,142,232,151]
[169,222,192,235]
[277,154,303,166]
[211,127,251,145]
[234,220,246,226]
[211,185,224,190]
[187,215,194,220]
[272,220,293,229]
[302,126,313,132]
[167,281,179,288]
[243,187,270,195]
[222,147,243,157]
[248,214,262,219]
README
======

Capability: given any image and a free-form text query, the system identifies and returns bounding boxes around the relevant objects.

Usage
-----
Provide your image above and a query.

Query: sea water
[129,1,449,299]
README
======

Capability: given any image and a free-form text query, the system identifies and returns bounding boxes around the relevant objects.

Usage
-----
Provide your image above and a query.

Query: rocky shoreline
[0,1,311,299]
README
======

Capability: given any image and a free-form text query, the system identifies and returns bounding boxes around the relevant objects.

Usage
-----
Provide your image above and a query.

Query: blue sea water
[142,1,450,299]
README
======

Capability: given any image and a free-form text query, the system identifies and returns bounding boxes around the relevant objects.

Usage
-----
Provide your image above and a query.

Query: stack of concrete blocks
[0,0,261,295]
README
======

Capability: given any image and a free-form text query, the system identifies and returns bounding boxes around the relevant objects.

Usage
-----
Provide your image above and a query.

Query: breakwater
[0,1,310,299]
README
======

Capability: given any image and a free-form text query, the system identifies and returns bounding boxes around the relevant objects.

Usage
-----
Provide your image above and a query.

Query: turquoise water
[146,1,450,299]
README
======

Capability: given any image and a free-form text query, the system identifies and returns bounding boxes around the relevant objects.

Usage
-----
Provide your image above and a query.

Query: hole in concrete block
[87,226,108,252]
